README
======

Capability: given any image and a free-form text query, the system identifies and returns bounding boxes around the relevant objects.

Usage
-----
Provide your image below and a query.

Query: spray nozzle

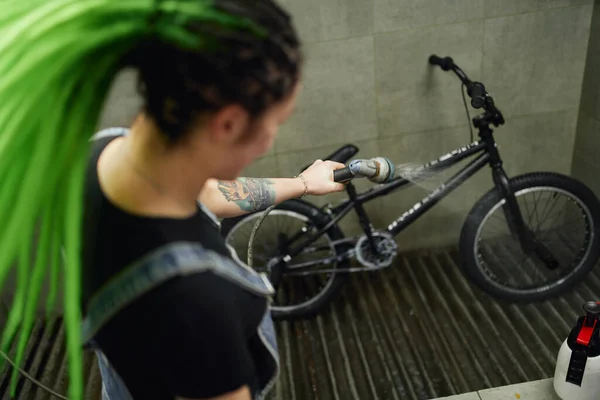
[583,301,600,327]
[575,301,600,346]
[347,158,394,183]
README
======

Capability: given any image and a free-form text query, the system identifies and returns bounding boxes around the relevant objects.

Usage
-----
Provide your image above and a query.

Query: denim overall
[82,128,279,400]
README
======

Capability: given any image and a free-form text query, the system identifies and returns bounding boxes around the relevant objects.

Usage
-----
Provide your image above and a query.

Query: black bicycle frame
[340,140,489,238]
[264,56,560,287]
[277,125,511,265]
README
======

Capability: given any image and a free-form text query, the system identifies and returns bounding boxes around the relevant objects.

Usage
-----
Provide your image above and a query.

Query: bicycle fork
[491,165,559,270]
[479,121,559,270]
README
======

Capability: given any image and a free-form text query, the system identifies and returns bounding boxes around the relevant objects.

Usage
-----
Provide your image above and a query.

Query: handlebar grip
[429,55,443,66]
[333,167,354,183]
[468,82,486,109]
[428,55,454,71]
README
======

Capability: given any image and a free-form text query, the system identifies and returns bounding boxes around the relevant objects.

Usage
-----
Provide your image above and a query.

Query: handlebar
[428,54,502,122]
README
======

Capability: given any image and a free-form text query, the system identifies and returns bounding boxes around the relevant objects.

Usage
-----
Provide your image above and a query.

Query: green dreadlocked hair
[0,0,302,398]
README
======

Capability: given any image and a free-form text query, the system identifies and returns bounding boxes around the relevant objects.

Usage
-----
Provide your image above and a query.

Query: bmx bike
[222,55,600,321]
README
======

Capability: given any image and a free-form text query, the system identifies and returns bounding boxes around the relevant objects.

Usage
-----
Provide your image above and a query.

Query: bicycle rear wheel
[459,172,600,302]
[221,199,349,320]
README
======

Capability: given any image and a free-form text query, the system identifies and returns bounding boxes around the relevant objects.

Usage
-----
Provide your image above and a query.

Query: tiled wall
[98,0,594,250]
[572,0,600,195]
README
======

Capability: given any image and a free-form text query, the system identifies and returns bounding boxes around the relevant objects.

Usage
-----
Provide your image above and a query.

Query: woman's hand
[300,159,347,196]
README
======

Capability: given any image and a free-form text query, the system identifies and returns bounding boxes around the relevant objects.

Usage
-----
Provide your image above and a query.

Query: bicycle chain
[279,232,398,276]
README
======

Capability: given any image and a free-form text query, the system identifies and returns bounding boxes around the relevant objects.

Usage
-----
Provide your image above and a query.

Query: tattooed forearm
[217,178,277,212]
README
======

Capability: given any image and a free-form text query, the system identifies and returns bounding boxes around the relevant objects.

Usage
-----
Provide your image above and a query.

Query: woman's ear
[206,104,250,145]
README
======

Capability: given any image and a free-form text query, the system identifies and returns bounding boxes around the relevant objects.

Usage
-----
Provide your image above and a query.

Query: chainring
[355,231,398,269]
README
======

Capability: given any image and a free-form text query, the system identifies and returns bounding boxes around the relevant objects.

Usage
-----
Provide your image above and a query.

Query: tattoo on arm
[217,178,277,212]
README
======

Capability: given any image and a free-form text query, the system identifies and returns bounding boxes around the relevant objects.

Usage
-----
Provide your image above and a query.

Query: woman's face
[208,83,301,180]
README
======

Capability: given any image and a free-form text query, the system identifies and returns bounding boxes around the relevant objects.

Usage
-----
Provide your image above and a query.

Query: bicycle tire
[220,199,350,320]
[459,172,600,302]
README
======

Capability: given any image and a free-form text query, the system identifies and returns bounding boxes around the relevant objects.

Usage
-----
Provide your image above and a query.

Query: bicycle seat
[299,144,359,173]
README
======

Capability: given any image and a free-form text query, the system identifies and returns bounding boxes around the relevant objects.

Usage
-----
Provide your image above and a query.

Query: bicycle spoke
[224,206,350,311]
[557,232,582,254]
[535,194,562,235]
[529,192,541,231]
[479,243,512,284]
[534,206,569,244]
[502,241,548,286]
[481,221,510,239]
[535,193,558,232]
[522,194,533,226]
[475,187,590,292]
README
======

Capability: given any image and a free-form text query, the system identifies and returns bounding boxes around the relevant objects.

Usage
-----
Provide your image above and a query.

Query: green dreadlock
[0,0,304,398]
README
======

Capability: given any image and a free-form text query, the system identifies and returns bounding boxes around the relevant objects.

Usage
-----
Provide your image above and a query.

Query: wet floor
[1,247,596,400]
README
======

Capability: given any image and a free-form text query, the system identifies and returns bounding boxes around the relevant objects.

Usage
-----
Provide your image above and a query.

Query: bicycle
[221,55,600,321]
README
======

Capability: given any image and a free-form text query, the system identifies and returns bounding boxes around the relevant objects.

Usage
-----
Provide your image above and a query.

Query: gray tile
[374,0,483,34]
[98,68,143,130]
[302,36,375,93]
[278,87,378,152]
[375,21,483,134]
[579,2,600,119]
[278,37,378,152]
[377,87,475,137]
[483,0,592,18]
[482,5,593,118]
[378,125,479,168]
[264,141,277,158]
[375,21,483,95]
[478,378,560,400]
[571,113,600,197]
[239,156,279,179]
[278,0,373,43]
[497,109,578,177]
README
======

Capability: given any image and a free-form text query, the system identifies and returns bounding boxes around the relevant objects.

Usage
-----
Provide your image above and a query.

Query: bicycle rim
[473,186,594,296]
[225,209,338,313]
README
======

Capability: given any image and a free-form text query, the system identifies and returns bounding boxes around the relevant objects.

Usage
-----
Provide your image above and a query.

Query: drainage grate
[267,248,591,400]
[0,315,102,400]
[1,247,596,400]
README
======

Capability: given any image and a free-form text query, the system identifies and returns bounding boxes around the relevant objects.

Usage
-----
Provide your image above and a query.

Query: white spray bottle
[553,301,600,400]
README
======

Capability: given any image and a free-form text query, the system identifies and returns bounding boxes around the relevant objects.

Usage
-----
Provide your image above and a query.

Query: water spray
[333,158,438,185]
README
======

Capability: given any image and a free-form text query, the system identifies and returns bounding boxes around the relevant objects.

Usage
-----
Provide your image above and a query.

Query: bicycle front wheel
[459,172,600,302]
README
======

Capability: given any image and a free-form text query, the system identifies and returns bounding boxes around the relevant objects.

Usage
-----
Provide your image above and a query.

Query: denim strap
[81,241,274,344]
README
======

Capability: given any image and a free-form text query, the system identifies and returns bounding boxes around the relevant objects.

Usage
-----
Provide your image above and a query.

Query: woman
[0,1,344,399]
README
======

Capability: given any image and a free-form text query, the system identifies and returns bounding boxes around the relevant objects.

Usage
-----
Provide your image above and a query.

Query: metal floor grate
[0,317,102,400]
[1,247,597,400]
